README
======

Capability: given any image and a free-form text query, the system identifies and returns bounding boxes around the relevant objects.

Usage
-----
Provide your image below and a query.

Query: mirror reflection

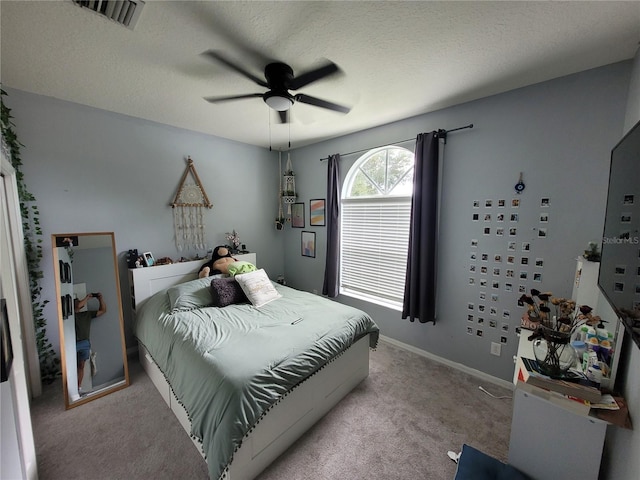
[52,232,129,408]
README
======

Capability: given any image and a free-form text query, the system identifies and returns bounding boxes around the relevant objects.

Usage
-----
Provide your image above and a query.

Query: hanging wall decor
[276,152,286,230]
[171,156,213,251]
[310,199,326,226]
[282,153,297,221]
[292,203,305,228]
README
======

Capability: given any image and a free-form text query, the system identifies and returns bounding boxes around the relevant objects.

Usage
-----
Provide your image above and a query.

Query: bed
[130,259,379,480]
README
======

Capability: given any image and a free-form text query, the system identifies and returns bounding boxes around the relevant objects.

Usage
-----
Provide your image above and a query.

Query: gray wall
[4,89,285,352]
[282,61,631,382]
[7,62,630,378]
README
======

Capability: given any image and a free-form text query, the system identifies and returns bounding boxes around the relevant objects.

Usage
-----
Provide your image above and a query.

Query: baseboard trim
[379,335,514,391]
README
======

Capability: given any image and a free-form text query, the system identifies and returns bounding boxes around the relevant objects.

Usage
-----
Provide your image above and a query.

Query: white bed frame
[130,258,372,480]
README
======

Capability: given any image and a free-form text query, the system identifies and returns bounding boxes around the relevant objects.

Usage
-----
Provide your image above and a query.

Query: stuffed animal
[198,246,237,278]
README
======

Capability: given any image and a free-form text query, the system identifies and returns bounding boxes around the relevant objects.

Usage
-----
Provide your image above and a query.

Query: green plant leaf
[1,86,59,381]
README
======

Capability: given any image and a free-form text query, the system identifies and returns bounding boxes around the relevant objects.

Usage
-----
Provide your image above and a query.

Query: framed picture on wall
[310,199,326,226]
[1,299,14,383]
[301,231,316,258]
[291,202,305,228]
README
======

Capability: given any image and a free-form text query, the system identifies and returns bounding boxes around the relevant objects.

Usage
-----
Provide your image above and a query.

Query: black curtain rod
[319,123,473,161]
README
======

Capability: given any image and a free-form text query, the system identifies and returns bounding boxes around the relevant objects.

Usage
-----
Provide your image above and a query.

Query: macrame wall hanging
[276,151,286,230]
[282,152,296,219]
[171,156,212,251]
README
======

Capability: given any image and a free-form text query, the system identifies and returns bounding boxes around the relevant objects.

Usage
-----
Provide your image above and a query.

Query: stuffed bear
[198,246,237,278]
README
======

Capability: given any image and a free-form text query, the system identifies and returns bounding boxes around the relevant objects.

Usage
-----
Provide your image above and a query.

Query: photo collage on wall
[610,193,640,310]
[467,196,553,346]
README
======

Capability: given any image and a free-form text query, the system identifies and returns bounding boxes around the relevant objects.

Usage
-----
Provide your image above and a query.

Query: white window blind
[340,197,411,303]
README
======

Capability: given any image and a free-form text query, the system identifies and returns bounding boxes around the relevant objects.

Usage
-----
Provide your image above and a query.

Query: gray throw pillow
[210,277,249,307]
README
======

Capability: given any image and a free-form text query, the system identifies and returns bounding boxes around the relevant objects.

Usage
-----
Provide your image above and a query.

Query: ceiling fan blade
[289,61,340,90]
[295,94,350,114]
[204,93,263,103]
[202,50,268,88]
[277,110,289,124]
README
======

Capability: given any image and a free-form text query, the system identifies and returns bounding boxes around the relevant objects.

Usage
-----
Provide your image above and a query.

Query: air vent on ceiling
[72,0,145,30]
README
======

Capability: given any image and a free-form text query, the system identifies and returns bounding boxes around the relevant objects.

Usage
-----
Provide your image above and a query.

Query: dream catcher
[171,156,212,250]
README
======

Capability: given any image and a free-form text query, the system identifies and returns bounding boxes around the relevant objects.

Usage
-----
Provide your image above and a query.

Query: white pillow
[234,269,281,307]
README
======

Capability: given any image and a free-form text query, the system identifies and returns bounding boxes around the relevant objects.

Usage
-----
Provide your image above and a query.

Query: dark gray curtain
[322,154,341,297]
[402,132,440,323]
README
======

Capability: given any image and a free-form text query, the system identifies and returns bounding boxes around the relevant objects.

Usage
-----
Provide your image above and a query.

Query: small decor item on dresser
[225,230,241,254]
[126,249,139,269]
[532,326,575,377]
[143,251,155,267]
[519,289,600,377]
[155,257,174,266]
[583,241,601,262]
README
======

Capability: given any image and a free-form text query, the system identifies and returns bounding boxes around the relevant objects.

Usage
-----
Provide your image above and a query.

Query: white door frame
[1,154,41,396]
[1,154,38,479]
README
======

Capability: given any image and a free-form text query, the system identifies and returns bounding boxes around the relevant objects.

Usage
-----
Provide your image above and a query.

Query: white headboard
[128,253,257,310]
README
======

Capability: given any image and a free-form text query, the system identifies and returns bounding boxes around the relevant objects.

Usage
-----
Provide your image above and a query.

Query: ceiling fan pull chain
[268,107,272,151]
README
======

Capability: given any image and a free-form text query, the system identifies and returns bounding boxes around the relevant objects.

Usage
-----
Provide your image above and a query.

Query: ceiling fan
[202,50,351,123]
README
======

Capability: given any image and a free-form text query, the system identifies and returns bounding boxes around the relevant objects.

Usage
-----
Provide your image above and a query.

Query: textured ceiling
[1,1,639,150]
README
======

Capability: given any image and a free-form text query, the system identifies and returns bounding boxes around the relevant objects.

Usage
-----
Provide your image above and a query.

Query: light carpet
[30,339,513,479]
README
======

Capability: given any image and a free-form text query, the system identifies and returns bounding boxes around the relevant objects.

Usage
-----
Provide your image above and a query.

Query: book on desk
[516,381,593,415]
[516,356,602,403]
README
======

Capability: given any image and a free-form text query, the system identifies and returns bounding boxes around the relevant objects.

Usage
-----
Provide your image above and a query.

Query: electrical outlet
[490,342,501,356]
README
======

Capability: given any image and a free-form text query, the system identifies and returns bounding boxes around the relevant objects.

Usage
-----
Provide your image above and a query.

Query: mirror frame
[52,232,129,409]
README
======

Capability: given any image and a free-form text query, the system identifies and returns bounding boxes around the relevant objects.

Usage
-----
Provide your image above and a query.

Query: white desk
[509,334,607,480]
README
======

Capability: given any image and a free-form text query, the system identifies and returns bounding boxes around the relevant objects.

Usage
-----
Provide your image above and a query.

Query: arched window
[340,146,414,308]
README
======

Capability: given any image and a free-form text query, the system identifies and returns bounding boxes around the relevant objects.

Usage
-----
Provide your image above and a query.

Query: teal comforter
[134,278,379,480]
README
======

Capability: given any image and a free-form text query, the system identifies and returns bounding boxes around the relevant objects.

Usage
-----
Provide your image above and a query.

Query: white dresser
[508,258,613,480]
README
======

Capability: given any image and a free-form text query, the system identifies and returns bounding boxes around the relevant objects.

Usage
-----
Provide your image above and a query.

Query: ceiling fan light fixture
[203,53,349,118]
[264,92,294,111]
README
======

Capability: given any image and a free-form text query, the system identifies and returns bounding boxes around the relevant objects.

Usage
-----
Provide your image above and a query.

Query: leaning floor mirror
[52,232,129,409]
